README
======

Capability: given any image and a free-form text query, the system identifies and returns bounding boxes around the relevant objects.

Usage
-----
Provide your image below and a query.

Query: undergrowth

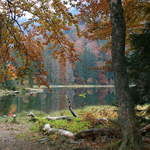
[29,105,118,133]
[0,105,149,150]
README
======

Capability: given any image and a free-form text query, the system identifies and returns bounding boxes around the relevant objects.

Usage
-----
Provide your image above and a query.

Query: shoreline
[0,84,136,96]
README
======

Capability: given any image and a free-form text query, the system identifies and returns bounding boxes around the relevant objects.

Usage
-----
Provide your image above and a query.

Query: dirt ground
[0,123,91,150]
[0,123,52,150]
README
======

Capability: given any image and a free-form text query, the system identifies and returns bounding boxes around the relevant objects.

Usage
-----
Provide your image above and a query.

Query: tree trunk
[109,0,142,150]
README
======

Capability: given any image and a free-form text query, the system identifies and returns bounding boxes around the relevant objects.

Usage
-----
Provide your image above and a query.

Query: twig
[66,95,78,117]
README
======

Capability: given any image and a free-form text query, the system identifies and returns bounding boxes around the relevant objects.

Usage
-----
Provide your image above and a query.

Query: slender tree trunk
[109,0,142,150]
[0,14,3,45]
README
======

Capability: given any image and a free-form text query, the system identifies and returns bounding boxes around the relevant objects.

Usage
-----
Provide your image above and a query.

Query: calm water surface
[0,87,116,115]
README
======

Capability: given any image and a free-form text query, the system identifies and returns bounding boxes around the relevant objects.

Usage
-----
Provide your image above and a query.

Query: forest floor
[0,105,149,150]
[0,122,46,150]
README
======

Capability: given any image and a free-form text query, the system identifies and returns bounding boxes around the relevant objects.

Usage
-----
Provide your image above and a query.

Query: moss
[48,118,91,133]
[30,117,91,133]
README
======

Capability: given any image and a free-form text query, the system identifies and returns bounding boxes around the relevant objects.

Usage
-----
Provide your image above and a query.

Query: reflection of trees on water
[50,89,66,111]
[73,88,116,108]
[0,88,116,115]
[0,95,13,115]
[0,95,19,115]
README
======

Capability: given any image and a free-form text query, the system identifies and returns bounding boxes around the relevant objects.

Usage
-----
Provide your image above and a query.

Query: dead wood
[27,112,38,121]
[75,128,120,140]
[66,95,78,117]
[43,124,74,138]
[69,105,78,117]
[27,112,72,121]
[45,116,72,121]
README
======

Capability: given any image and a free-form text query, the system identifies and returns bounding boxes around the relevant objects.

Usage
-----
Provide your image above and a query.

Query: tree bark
[75,128,120,140]
[109,0,142,150]
[0,14,4,46]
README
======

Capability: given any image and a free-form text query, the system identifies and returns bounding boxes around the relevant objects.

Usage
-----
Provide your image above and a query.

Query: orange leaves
[90,60,112,71]
[23,35,43,62]
[77,0,149,42]
[62,26,71,31]
[77,0,111,40]
[35,75,49,87]
[5,64,17,80]
[0,0,79,86]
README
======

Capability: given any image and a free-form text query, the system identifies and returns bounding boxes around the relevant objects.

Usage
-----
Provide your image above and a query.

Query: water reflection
[0,88,116,115]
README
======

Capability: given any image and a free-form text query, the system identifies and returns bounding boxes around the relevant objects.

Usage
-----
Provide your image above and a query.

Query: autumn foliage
[0,0,149,85]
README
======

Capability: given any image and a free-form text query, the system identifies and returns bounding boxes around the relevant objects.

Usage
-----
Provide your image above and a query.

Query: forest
[0,0,150,150]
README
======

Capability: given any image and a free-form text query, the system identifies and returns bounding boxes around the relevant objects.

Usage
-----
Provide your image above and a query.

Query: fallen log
[42,124,120,140]
[28,113,121,141]
[27,112,72,121]
[43,124,74,138]
[75,128,120,140]
[45,116,72,121]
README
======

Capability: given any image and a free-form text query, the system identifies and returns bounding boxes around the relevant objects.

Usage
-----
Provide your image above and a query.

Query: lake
[0,86,116,115]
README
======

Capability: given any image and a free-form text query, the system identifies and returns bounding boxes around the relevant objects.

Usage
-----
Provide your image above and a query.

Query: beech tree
[109,1,141,150]
[76,0,148,149]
